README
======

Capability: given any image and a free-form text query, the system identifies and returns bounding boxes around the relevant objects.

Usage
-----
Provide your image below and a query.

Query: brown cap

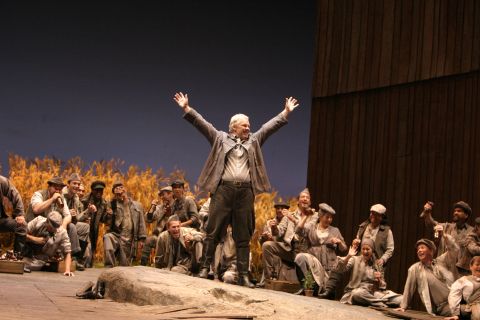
[47,211,63,229]
[112,181,124,193]
[47,176,66,187]
[415,238,437,254]
[171,180,185,187]
[454,201,472,217]
[67,173,82,183]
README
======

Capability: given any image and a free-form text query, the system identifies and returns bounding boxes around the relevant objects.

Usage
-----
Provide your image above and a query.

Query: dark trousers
[200,182,254,276]
[0,217,26,254]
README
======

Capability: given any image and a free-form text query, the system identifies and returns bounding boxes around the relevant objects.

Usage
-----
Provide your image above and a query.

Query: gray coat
[183,108,288,195]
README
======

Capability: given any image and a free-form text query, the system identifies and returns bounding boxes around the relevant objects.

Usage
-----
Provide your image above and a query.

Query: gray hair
[229,114,249,133]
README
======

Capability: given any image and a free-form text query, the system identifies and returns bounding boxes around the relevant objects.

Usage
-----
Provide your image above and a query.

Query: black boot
[317,288,335,300]
[317,270,340,300]
[294,265,305,295]
[238,274,255,288]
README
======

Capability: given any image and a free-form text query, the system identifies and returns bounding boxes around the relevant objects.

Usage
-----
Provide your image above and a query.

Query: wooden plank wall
[313,0,480,97]
[308,0,480,294]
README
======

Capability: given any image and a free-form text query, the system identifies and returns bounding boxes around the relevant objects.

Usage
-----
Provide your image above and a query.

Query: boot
[317,288,335,300]
[237,274,255,288]
[140,257,148,266]
[196,267,209,279]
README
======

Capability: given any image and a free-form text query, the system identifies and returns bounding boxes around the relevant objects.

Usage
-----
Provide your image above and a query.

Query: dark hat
[454,201,472,217]
[91,180,106,190]
[47,176,66,187]
[274,202,290,209]
[67,173,82,183]
[319,203,336,215]
[415,238,437,254]
[171,179,185,187]
[112,181,124,193]
[47,211,63,229]
[158,186,173,194]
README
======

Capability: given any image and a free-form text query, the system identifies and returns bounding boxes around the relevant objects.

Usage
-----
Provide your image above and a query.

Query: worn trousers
[200,182,254,276]
[0,217,26,253]
[103,233,132,267]
[262,241,295,279]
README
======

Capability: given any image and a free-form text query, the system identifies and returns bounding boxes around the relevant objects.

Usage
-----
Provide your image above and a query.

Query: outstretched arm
[173,92,192,113]
[280,97,299,119]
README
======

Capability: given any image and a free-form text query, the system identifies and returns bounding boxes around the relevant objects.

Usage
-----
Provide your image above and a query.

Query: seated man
[26,176,83,267]
[294,203,347,296]
[397,235,459,316]
[0,175,26,256]
[25,211,74,276]
[140,186,174,266]
[62,173,90,269]
[447,256,480,320]
[170,180,200,229]
[422,200,473,275]
[336,239,402,308]
[261,202,297,282]
[154,216,204,275]
[103,181,146,267]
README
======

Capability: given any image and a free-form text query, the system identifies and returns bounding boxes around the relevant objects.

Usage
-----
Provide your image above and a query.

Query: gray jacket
[183,108,288,195]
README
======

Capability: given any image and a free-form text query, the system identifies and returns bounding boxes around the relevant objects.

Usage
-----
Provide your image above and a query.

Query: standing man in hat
[173,92,299,288]
[25,211,74,276]
[170,180,200,229]
[103,181,146,267]
[140,185,174,266]
[63,173,90,269]
[81,180,111,265]
[422,201,474,275]
[26,176,83,261]
[396,235,459,316]
[0,175,26,256]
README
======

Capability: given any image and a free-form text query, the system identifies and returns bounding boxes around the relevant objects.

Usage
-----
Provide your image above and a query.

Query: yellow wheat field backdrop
[2,154,298,278]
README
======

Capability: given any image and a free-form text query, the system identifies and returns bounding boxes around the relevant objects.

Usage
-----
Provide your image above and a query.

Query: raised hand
[284,97,299,113]
[173,92,191,112]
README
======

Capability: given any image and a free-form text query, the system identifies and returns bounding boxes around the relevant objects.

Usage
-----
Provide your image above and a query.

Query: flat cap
[454,201,472,217]
[171,179,185,187]
[370,204,387,215]
[159,186,173,194]
[91,180,106,190]
[274,202,290,209]
[67,173,82,183]
[47,176,66,187]
[112,181,124,193]
[416,238,437,254]
[47,211,63,229]
[319,203,336,215]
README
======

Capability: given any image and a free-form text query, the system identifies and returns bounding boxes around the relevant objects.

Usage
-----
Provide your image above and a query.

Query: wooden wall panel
[308,72,480,292]
[312,0,480,98]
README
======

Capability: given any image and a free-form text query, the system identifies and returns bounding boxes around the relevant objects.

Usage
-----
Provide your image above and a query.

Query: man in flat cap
[295,203,347,296]
[63,173,90,269]
[103,181,146,267]
[81,180,111,265]
[397,235,459,316]
[25,211,74,276]
[173,92,299,288]
[140,186,174,266]
[170,180,200,230]
[154,216,205,274]
[0,175,26,256]
[261,202,298,283]
[26,176,83,264]
[422,200,474,275]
